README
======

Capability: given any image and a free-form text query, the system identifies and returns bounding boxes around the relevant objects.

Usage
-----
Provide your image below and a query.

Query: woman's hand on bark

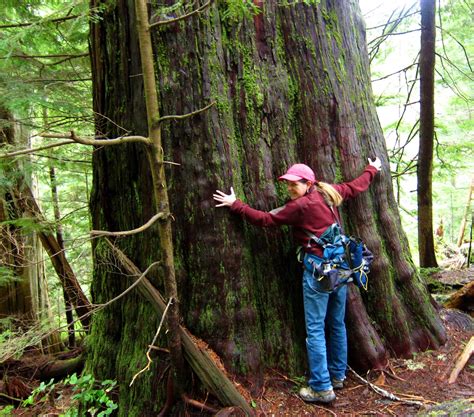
[213,187,236,207]
[368,157,382,171]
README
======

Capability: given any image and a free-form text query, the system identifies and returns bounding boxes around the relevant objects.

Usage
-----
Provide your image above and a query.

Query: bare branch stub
[42,131,150,146]
[157,101,216,125]
[90,212,167,237]
[149,0,212,29]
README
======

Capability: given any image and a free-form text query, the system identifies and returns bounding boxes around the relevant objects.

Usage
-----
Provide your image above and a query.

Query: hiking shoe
[299,386,336,403]
[331,378,344,390]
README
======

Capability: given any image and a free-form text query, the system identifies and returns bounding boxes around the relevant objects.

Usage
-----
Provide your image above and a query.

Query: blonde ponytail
[316,182,343,207]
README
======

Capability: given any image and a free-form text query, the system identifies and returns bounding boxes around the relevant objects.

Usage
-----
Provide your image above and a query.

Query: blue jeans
[302,268,348,391]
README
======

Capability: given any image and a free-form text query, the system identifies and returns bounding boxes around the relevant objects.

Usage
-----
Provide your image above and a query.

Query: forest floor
[2,271,473,417]
[252,313,473,416]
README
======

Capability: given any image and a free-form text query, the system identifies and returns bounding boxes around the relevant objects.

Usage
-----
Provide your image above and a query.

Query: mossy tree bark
[88,1,446,415]
[0,108,35,323]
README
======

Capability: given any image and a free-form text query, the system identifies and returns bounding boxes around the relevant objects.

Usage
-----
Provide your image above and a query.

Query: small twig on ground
[346,384,365,391]
[269,368,302,385]
[0,392,23,403]
[348,366,424,407]
[182,393,218,414]
[386,364,406,381]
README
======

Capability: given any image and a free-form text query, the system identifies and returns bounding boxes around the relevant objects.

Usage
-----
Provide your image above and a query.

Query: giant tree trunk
[88,1,446,415]
[418,0,438,267]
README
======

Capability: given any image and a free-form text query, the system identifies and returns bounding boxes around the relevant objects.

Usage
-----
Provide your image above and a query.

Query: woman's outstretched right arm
[213,188,301,227]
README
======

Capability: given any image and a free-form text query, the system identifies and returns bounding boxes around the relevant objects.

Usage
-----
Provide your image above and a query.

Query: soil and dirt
[1,271,473,416]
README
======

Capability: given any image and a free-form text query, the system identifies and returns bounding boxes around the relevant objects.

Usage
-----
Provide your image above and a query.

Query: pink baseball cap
[278,163,315,182]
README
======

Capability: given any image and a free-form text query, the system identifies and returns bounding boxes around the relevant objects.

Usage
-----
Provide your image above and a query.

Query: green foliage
[0,217,51,233]
[22,378,56,407]
[0,1,92,117]
[219,0,320,23]
[0,406,15,416]
[22,373,118,416]
[63,373,118,417]
[0,318,56,362]
[0,266,21,286]
[418,267,441,280]
[220,0,261,22]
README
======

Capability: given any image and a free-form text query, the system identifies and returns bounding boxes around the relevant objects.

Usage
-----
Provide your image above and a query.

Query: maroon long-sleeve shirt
[230,165,378,257]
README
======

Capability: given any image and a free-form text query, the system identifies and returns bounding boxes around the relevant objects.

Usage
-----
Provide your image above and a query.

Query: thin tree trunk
[418,0,438,267]
[0,106,62,352]
[10,182,91,329]
[134,0,185,393]
[456,177,473,247]
[49,166,75,347]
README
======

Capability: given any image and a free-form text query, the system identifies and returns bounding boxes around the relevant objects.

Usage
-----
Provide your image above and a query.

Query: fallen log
[105,239,254,416]
[448,336,474,384]
[444,281,474,317]
[0,353,85,399]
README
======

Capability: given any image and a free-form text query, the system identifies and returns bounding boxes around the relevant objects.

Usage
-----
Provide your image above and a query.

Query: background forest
[0,0,472,416]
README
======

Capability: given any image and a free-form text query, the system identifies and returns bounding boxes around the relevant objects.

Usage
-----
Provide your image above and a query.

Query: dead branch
[4,52,88,59]
[23,78,92,83]
[435,52,474,81]
[42,131,150,146]
[348,366,424,407]
[148,346,170,354]
[149,0,212,28]
[158,101,216,124]
[448,336,474,383]
[436,25,472,72]
[130,297,173,386]
[0,392,23,403]
[368,28,421,45]
[369,5,418,62]
[90,213,166,237]
[92,261,161,310]
[182,393,219,414]
[372,63,418,82]
[444,280,474,314]
[0,140,75,158]
[366,11,420,31]
[1,131,152,158]
[0,14,80,29]
[435,68,469,102]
